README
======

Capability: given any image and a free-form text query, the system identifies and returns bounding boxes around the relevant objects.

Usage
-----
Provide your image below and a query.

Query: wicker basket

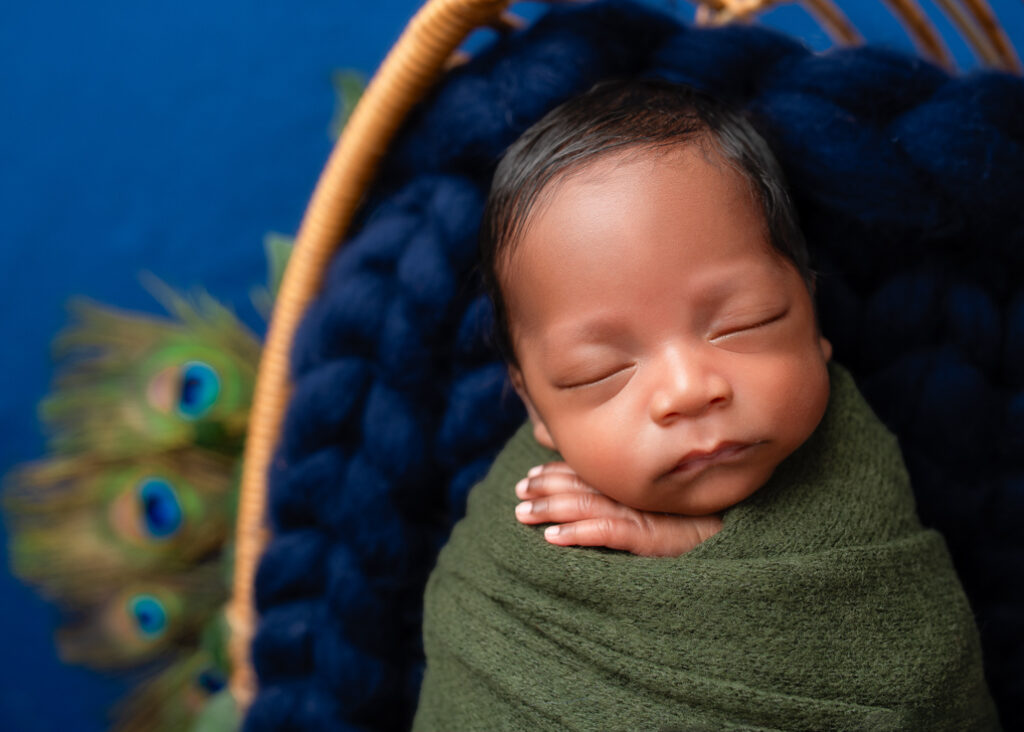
[227,0,1021,711]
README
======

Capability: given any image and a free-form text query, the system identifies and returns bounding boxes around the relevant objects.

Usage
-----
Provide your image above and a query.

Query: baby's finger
[525,462,572,478]
[515,491,623,525]
[543,518,646,552]
[515,469,601,499]
[543,514,723,557]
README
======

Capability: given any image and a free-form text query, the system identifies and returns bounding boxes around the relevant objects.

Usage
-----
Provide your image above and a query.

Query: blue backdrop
[1,1,1020,729]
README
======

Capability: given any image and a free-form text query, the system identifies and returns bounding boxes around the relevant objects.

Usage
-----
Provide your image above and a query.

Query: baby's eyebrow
[683,265,792,314]
[543,317,632,349]
[690,267,771,303]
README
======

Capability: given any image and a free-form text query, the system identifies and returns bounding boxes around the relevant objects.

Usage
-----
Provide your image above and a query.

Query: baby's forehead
[528,140,729,206]
[505,151,773,266]
[506,144,749,249]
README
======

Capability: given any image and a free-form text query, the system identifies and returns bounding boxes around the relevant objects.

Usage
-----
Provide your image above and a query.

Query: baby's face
[505,147,832,516]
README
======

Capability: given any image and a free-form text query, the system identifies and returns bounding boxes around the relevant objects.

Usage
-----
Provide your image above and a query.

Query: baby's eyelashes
[710,308,789,341]
[555,363,634,390]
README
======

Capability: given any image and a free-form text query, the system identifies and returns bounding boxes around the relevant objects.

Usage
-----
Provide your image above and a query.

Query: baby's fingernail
[515,501,532,517]
[515,478,528,497]
[544,525,560,538]
[527,465,543,477]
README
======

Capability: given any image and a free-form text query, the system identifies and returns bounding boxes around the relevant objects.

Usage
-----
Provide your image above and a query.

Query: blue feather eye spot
[130,594,167,638]
[138,478,184,538]
[197,668,227,694]
[177,360,220,419]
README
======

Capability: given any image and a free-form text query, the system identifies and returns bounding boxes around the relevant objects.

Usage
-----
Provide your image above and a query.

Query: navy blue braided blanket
[245,2,1024,729]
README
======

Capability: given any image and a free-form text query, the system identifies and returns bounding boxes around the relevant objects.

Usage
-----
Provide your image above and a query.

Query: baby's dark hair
[480,77,812,367]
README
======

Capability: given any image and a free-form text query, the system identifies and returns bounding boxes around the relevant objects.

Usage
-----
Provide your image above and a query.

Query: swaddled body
[414,365,997,730]
[414,79,997,729]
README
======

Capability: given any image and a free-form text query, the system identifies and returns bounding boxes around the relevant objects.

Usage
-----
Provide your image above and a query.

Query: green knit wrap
[413,365,998,731]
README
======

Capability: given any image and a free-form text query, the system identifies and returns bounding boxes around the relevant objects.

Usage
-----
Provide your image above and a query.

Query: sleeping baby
[413,78,999,731]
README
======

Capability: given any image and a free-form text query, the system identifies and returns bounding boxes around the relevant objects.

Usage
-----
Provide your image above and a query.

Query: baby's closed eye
[555,362,636,390]
[710,307,790,343]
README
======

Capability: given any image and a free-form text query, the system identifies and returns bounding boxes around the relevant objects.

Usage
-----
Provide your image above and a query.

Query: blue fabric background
[1,1,1021,730]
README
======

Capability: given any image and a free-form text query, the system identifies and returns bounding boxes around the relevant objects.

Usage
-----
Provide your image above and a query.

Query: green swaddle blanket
[413,364,998,731]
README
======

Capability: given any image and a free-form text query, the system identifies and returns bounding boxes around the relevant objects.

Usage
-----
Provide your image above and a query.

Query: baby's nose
[649,349,732,424]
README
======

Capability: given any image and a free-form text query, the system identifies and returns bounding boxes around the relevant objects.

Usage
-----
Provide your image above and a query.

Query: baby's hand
[514,462,722,557]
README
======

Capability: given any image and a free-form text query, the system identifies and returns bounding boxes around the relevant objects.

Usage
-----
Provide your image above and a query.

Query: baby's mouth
[668,442,756,476]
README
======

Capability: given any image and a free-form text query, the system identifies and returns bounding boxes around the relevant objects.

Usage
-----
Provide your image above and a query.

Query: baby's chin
[619,469,773,516]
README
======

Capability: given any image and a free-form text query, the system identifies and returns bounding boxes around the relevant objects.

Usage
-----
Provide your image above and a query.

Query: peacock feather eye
[197,667,227,694]
[138,477,184,538]
[129,594,167,638]
[177,361,221,420]
[138,341,252,451]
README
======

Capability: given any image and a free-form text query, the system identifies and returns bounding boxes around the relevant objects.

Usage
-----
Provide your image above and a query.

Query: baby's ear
[508,367,557,451]
[819,334,833,362]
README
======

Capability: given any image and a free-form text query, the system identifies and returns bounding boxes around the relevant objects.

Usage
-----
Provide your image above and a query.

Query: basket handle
[227,0,512,710]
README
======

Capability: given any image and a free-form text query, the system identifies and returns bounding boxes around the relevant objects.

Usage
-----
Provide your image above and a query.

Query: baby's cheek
[758,355,828,422]
[787,360,831,437]
[561,439,618,486]
[576,452,647,507]
[758,370,830,475]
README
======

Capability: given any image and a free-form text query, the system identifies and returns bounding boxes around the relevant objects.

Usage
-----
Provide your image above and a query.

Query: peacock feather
[111,647,236,732]
[2,279,262,731]
[6,450,238,602]
[41,277,260,458]
[56,568,226,668]
[329,69,366,141]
